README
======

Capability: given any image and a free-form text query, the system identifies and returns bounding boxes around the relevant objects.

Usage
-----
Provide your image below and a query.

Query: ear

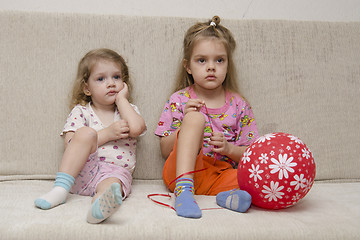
[183,59,191,75]
[83,83,91,96]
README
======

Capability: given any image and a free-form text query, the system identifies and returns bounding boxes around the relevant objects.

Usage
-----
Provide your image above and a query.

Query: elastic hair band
[210,21,216,27]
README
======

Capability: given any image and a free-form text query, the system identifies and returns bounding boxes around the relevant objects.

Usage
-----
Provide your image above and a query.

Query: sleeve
[130,103,141,115]
[154,93,185,137]
[60,105,88,136]
[235,101,259,146]
[129,103,147,136]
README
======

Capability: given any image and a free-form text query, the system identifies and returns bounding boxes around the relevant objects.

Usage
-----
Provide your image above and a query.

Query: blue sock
[34,172,75,210]
[216,189,252,213]
[174,178,202,219]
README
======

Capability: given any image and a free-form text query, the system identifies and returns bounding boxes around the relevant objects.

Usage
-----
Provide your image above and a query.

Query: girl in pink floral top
[156,86,257,168]
[155,16,259,218]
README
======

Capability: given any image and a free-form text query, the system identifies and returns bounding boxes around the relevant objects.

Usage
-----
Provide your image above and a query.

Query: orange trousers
[162,134,239,196]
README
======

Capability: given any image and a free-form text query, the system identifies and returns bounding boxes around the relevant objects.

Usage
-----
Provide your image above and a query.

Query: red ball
[238,132,316,209]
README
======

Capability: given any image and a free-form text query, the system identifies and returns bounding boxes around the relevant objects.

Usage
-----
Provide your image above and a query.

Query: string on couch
[148,103,222,211]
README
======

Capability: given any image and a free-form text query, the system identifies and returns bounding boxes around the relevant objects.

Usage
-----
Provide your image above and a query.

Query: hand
[209,131,230,156]
[116,82,129,103]
[184,99,205,115]
[107,119,130,140]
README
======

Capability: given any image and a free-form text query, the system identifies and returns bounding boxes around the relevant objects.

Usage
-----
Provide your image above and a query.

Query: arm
[209,132,248,163]
[159,129,179,158]
[115,83,146,138]
[96,83,145,146]
[209,98,258,163]
[158,98,204,159]
[222,144,248,164]
[97,120,130,146]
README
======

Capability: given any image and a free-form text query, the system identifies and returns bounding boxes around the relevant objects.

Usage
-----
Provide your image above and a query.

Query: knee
[183,111,206,127]
[73,127,97,144]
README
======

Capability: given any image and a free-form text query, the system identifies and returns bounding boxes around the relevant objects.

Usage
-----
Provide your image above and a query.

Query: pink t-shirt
[155,87,259,167]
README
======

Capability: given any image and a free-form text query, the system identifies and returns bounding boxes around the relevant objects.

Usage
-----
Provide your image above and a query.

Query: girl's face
[84,59,124,108]
[185,37,228,92]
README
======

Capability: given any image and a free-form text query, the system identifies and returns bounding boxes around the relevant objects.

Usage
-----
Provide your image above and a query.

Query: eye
[197,58,205,63]
[217,58,224,63]
[97,77,105,81]
[113,75,121,80]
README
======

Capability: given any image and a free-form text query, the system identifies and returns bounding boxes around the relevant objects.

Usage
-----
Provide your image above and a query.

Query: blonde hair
[174,16,241,96]
[70,48,132,109]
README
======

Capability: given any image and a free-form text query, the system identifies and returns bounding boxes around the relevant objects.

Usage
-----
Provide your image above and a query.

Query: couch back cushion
[1,12,359,181]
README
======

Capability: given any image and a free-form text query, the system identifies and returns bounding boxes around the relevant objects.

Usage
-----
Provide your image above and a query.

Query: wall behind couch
[1,0,360,21]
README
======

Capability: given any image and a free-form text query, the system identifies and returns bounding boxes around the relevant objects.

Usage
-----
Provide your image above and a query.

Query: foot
[216,189,252,213]
[34,186,69,210]
[34,172,75,210]
[174,178,202,219]
[87,183,123,224]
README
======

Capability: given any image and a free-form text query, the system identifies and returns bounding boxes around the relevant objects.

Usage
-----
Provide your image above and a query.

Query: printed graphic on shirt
[155,87,259,167]
[61,103,143,173]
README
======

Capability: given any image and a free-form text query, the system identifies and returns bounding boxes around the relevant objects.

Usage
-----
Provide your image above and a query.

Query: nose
[106,78,116,87]
[207,61,215,71]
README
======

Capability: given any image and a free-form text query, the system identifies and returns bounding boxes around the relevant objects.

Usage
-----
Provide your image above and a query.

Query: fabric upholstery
[0,11,359,239]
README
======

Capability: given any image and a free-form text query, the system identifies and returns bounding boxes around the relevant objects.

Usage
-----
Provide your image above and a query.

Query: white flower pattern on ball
[241,149,252,164]
[288,135,303,144]
[269,153,297,180]
[290,174,307,190]
[262,181,285,202]
[302,148,311,159]
[238,132,315,209]
[259,153,268,164]
[249,164,264,182]
[255,133,276,143]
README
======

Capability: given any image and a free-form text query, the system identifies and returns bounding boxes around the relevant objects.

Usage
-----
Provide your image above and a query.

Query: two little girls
[35,15,259,222]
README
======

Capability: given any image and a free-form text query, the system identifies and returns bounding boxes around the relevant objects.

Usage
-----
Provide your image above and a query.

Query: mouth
[107,91,117,96]
[206,75,216,80]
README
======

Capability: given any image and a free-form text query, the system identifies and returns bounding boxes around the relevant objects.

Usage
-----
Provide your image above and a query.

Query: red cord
[147,193,175,211]
[147,193,222,211]
[147,168,224,211]
[166,168,207,190]
[148,102,222,211]
[147,169,205,211]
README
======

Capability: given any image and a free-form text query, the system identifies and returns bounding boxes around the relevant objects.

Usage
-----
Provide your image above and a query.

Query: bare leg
[59,127,98,178]
[176,111,205,178]
[35,127,97,210]
[173,111,205,218]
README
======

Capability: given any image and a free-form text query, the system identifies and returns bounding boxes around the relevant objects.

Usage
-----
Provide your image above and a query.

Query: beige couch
[1,11,359,240]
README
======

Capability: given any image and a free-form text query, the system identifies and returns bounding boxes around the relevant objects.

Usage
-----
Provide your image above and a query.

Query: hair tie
[210,21,216,27]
